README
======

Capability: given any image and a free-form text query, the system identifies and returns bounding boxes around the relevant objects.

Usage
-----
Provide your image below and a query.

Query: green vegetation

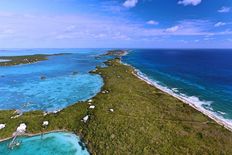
[0,53,65,66]
[1,57,232,154]
[99,49,127,57]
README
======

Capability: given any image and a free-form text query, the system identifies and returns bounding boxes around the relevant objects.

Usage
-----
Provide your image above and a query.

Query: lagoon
[0,132,89,155]
[0,49,109,112]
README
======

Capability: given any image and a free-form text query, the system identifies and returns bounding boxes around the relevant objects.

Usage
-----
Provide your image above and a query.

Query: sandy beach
[131,67,232,132]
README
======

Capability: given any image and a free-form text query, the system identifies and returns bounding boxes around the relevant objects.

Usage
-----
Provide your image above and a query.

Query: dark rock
[40,76,46,80]
[72,71,78,75]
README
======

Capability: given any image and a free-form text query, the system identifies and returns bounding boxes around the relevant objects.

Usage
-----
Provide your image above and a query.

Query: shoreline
[0,51,232,154]
[129,65,232,132]
[0,129,67,142]
[0,53,68,66]
[2,51,232,153]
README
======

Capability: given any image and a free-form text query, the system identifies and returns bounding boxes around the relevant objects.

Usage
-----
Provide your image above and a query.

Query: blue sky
[0,0,231,48]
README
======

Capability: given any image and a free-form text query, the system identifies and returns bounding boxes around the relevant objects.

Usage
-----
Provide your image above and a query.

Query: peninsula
[1,51,232,154]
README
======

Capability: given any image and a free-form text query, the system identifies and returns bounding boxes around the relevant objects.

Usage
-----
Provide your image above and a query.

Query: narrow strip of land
[0,53,65,66]
[1,54,232,154]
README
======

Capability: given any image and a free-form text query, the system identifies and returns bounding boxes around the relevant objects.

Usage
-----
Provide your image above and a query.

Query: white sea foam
[125,63,232,131]
[122,51,129,56]
[171,88,179,93]
[218,111,226,115]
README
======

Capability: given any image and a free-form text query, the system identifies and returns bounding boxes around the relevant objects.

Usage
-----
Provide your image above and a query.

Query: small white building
[11,114,22,119]
[89,105,95,109]
[109,109,114,112]
[82,115,89,123]
[16,123,27,134]
[42,121,49,126]
[0,124,6,130]
[102,90,109,94]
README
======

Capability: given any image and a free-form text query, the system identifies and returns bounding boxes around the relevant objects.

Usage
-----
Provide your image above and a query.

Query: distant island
[103,49,128,57]
[95,49,128,59]
[1,50,232,154]
[0,53,66,66]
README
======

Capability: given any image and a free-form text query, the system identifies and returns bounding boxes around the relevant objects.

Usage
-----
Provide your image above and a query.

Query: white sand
[133,70,232,132]
[120,59,232,132]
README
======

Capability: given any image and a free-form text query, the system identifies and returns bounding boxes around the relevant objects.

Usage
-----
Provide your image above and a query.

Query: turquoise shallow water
[0,132,89,155]
[0,74,102,111]
[0,49,109,112]
[0,49,110,154]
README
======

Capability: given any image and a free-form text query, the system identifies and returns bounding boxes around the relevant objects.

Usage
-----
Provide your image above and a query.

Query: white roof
[0,124,6,130]
[83,115,89,123]
[11,114,21,119]
[43,121,49,126]
[89,105,95,109]
[16,123,27,133]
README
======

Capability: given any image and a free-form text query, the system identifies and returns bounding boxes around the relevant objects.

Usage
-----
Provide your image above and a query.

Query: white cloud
[178,0,202,6]
[218,6,231,13]
[168,20,213,35]
[214,22,226,27]
[112,32,131,40]
[0,28,15,39]
[204,37,215,41]
[0,12,14,17]
[0,11,231,48]
[2,29,14,34]
[178,39,188,43]
[65,25,76,32]
[146,20,159,25]
[165,26,179,33]
[123,0,138,8]
[216,29,232,35]
[100,1,124,13]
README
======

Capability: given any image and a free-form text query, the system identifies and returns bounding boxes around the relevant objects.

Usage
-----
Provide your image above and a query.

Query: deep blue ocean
[123,49,232,123]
